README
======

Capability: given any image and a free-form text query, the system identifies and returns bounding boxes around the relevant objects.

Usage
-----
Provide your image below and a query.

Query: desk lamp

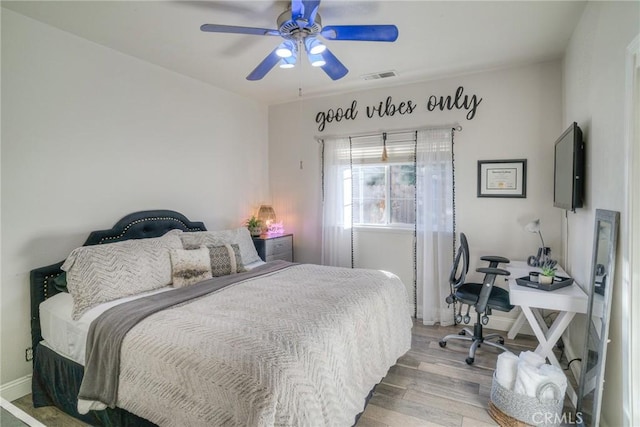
[525,219,555,267]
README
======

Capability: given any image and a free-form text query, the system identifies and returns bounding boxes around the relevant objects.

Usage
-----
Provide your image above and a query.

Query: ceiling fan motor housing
[277,10,322,41]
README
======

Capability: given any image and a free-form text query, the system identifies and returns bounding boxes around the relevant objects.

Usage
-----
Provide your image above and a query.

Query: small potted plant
[245,216,263,236]
[539,264,557,284]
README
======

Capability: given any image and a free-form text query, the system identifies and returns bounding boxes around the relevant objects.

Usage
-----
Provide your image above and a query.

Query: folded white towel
[539,364,567,400]
[514,360,540,397]
[514,360,567,401]
[495,351,519,391]
[519,350,546,368]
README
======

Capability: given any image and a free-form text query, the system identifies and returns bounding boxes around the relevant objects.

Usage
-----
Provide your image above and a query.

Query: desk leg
[507,311,527,340]
[520,306,578,407]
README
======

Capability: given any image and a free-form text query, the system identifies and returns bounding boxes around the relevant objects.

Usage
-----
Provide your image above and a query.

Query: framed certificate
[477,159,527,198]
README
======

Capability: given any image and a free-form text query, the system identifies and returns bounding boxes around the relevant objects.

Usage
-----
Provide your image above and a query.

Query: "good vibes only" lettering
[315,86,483,132]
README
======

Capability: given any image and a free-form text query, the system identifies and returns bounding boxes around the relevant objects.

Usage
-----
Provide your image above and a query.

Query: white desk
[504,261,588,405]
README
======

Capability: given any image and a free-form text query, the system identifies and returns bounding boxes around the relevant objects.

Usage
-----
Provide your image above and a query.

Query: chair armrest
[476,267,511,276]
[480,255,510,265]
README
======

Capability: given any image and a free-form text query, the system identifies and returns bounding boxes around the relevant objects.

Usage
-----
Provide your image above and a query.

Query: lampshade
[307,52,326,67]
[279,55,296,69]
[305,37,326,55]
[525,219,540,233]
[257,205,276,225]
[275,41,296,58]
[525,219,545,248]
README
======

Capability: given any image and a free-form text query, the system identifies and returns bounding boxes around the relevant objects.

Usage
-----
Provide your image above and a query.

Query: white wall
[269,60,563,326]
[0,9,269,394]
[562,2,639,426]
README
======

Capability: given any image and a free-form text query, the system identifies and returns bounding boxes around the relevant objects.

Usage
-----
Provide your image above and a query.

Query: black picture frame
[477,159,527,198]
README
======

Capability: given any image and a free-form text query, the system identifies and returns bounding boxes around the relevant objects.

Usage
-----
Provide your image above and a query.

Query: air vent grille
[361,70,398,80]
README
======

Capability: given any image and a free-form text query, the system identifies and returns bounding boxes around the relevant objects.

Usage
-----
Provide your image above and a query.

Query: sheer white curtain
[416,128,454,325]
[321,137,353,267]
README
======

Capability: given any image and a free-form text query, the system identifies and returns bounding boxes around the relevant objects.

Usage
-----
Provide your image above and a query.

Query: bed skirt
[31,343,374,426]
[32,344,156,427]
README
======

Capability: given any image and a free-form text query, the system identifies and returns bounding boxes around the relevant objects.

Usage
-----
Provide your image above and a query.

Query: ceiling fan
[200,0,398,81]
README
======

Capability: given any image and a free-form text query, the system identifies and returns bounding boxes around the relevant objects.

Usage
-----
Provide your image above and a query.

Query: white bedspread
[114,263,412,426]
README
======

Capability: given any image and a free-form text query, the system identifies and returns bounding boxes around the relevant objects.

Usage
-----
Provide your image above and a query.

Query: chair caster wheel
[439,340,447,348]
[498,338,505,345]
[465,357,474,365]
[455,314,462,324]
[481,315,489,325]
[458,330,466,336]
[463,315,471,324]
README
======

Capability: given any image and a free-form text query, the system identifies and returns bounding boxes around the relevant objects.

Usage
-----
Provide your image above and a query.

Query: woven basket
[489,373,563,427]
[488,401,530,427]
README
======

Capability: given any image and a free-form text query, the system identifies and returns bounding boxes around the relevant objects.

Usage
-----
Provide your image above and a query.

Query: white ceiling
[3,0,586,105]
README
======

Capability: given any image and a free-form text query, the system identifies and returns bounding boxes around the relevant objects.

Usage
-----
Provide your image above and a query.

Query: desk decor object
[576,209,619,427]
[477,159,527,198]
[516,275,574,291]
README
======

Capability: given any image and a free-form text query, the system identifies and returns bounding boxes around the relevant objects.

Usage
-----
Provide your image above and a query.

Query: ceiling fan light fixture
[279,55,297,69]
[275,40,296,58]
[308,52,326,67]
[305,37,326,55]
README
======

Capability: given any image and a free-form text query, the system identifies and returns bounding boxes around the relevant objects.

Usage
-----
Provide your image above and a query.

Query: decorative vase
[539,275,554,285]
[249,227,262,236]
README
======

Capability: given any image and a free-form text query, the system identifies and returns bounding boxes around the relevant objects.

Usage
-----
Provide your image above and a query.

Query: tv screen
[553,122,584,211]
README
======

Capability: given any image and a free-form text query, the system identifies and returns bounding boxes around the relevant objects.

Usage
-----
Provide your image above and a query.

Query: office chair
[439,233,514,365]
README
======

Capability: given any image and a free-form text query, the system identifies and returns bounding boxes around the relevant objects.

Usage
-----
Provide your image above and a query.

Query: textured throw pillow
[207,243,246,277]
[62,230,183,320]
[170,246,213,288]
[180,228,261,265]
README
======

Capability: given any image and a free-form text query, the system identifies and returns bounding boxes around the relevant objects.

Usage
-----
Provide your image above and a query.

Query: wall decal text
[366,96,417,118]
[426,86,483,120]
[315,100,358,132]
[315,86,482,132]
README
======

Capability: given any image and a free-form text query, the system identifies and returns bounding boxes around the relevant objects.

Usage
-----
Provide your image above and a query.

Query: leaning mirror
[576,209,619,426]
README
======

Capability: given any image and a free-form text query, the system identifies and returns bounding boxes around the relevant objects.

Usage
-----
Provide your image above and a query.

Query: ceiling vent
[361,70,398,80]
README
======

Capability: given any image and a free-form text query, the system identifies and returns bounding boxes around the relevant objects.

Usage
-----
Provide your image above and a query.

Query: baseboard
[0,396,46,427]
[0,375,31,402]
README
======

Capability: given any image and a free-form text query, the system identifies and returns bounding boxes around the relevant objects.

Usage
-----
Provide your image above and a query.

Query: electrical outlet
[25,347,33,362]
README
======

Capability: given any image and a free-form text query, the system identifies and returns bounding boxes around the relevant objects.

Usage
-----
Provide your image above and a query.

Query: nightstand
[252,234,293,262]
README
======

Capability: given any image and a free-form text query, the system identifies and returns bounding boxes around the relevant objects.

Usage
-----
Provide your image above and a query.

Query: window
[352,163,416,227]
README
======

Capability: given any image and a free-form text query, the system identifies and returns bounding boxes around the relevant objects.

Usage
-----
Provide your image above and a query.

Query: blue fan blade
[321,25,398,42]
[291,0,303,20]
[291,0,320,25]
[246,49,281,81]
[320,49,348,80]
[200,24,279,36]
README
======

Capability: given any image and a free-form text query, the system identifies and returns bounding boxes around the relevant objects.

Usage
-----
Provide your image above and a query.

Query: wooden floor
[13,321,549,427]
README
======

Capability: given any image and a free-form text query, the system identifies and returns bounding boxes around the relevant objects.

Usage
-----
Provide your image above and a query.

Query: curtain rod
[315,123,462,142]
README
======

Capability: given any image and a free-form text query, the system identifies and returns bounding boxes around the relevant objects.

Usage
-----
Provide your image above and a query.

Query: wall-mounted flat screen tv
[553,122,584,211]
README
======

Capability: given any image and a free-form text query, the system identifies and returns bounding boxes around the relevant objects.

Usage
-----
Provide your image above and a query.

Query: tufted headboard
[29,210,206,351]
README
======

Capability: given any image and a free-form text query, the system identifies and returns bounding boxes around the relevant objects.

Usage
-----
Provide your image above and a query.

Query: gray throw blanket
[78,260,294,411]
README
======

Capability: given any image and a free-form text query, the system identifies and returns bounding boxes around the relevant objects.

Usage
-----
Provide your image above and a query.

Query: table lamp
[525,219,554,267]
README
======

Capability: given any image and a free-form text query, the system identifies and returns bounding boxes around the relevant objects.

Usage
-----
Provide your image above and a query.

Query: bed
[30,210,412,426]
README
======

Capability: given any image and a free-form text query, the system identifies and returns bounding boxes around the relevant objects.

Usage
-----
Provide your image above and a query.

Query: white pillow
[62,230,183,320]
[170,246,213,287]
[180,228,261,265]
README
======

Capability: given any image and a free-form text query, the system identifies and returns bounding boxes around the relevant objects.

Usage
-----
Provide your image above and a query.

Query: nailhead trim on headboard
[98,217,203,243]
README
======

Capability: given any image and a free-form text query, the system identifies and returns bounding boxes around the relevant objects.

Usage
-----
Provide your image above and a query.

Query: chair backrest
[449,232,470,289]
